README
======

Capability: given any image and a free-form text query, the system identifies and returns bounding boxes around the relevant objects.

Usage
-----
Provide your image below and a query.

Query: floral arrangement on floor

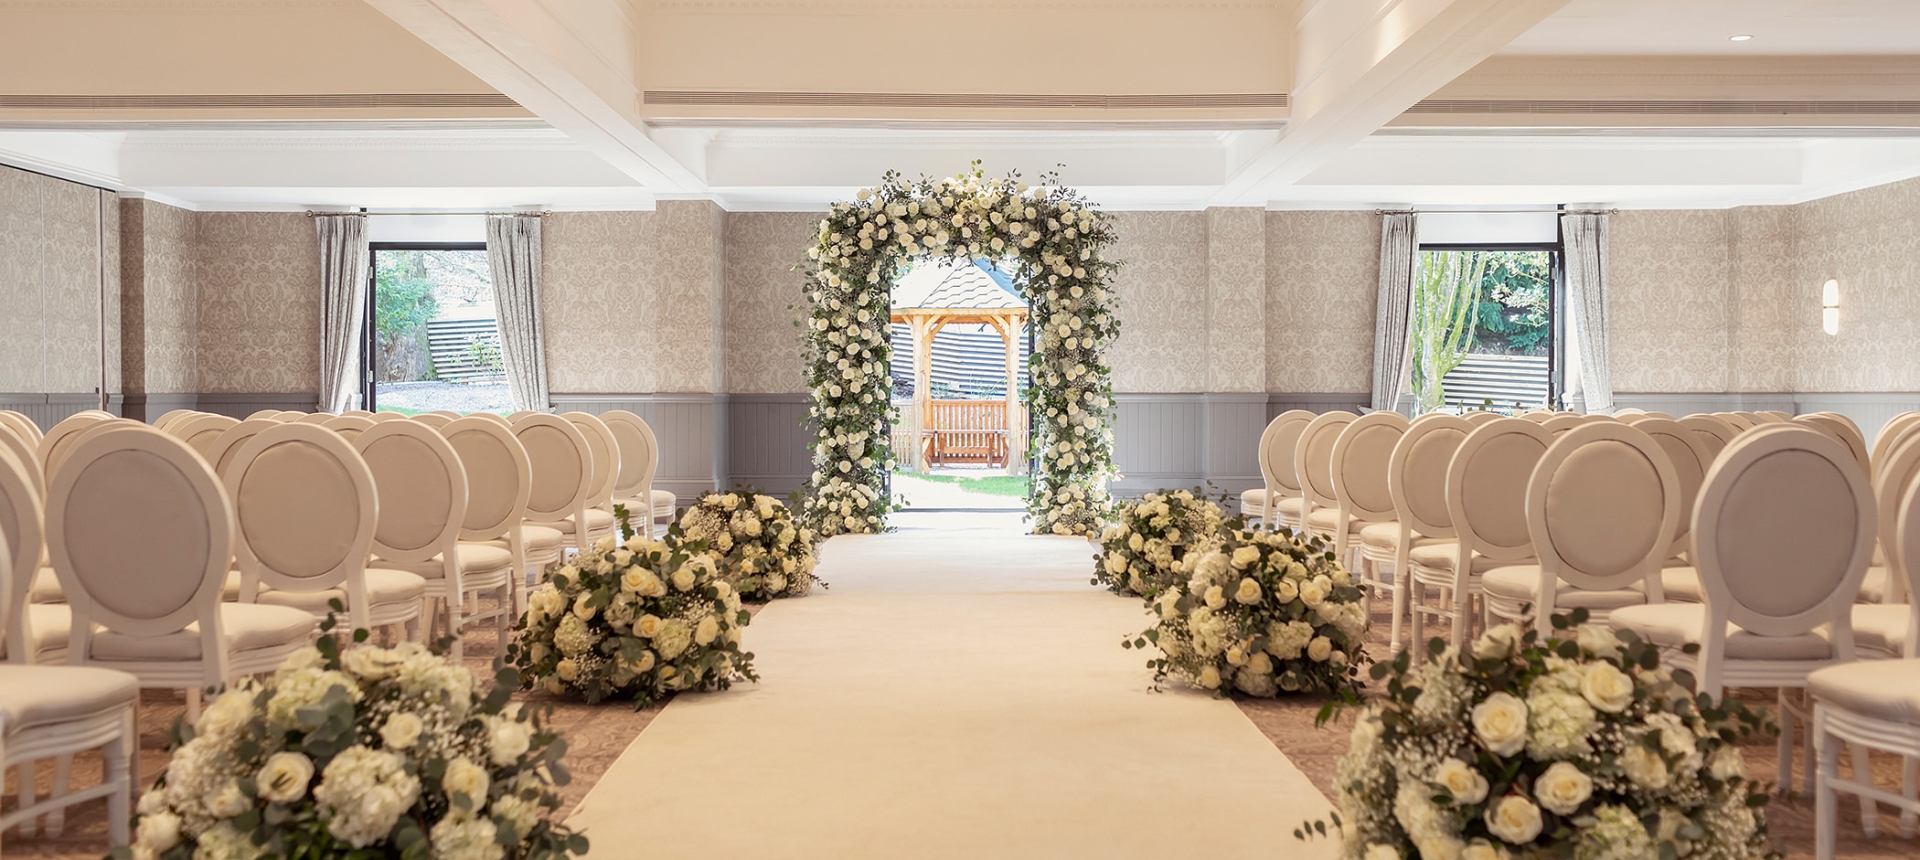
[678,490,823,599]
[1125,525,1368,697]
[1304,611,1775,860]
[800,163,1119,537]
[121,630,583,860]
[511,528,757,707]
[1092,488,1227,597]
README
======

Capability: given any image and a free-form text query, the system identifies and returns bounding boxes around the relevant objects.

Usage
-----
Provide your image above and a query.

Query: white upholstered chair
[224,423,426,641]
[1481,422,1680,637]
[412,412,454,429]
[48,423,317,717]
[35,413,111,477]
[1296,411,1357,546]
[1680,414,1740,462]
[1610,424,1876,793]
[355,421,509,661]
[1374,414,1469,653]
[1326,412,1409,617]
[601,410,677,535]
[322,413,375,442]
[203,418,281,479]
[0,412,42,444]
[439,417,542,611]
[0,447,66,667]
[1461,410,1501,427]
[1800,413,1871,474]
[1811,441,1920,854]
[1870,412,1920,477]
[515,414,598,555]
[168,414,239,465]
[558,412,621,548]
[370,411,411,423]
[1410,417,1551,649]
[150,409,200,432]
[1239,410,1313,529]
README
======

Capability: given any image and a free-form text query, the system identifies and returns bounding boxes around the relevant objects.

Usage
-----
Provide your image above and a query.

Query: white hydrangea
[312,746,420,848]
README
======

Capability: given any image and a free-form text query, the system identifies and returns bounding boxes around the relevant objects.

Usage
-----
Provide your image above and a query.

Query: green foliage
[1470,251,1552,355]
[903,473,1030,497]
[464,337,505,377]
[1411,251,1488,412]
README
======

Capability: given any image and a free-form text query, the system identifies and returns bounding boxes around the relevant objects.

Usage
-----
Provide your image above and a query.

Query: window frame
[1414,238,1566,410]
[364,241,489,411]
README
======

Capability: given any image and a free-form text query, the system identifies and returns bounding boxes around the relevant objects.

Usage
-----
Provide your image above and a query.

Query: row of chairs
[0,404,678,851]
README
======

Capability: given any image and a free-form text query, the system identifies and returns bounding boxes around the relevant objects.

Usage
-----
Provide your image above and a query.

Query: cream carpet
[569,512,1338,859]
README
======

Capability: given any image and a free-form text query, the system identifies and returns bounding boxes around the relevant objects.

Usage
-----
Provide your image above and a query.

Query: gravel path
[374,381,512,413]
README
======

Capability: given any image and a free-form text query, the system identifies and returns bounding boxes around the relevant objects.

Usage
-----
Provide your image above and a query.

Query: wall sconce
[1822,279,1840,335]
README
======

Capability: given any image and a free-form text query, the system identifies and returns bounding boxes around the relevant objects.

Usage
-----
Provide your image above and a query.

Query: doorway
[362,242,510,414]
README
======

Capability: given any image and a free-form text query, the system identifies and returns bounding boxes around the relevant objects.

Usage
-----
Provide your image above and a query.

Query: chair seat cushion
[1481,566,1648,610]
[0,603,72,661]
[1810,660,1920,726]
[541,508,617,537]
[1650,567,1705,603]
[30,567,63,603]
[91,604,318,662]
[1857,566,1896,603]
[1608,603,1834,661]
[1408,542,1521,575]
[378,543,513,579]
[255,568,429,614]
[1240,488,1267,514]
[1852,604,1911,657]
[616,491,679,520]
[1359,522,1434,552]
[1304,508,1362,535]
[0,665,139,733]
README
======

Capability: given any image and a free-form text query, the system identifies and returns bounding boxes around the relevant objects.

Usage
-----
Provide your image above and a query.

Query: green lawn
[908,473,1030,497]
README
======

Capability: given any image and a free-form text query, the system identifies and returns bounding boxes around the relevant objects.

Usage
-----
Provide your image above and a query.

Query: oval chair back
[269,411,305,422]
[0,445,46,662]
[512,414,595,550]
[1461,410,1501,426]
[322,414,375,442]
[354,421,467,570]
[342,410,376,419]
[601,409,660,507]
[0,421,46,502]
[1448,417,1554,567]
[1329,411,1408,559]
[151,409,199,432]
[245,409,281,420]
[1798,414,1871,475]
[1539,414,1586,437]
[562,411,621,510]
[1521,422,1683,636]
[442,417,531,544]
[0,411,41,444]
[1632,418,1717,562]
[1680,415,1740,463]
[171,414,239,461]
[223,423,378,630]
[204,418,281,479]
[291,412,335,425]
[1689,424,1874,696]
[46,418,139,478]
[1869,412,1920,481]
[47,424,237,685]
[1519,411,1554,423]
[37,412,111,476]
[1388,414,1472,543]
[1871,433,1920,608]
[369,412,411,423]
[1256,410,1315,527]
[1294,411,1357,525]
[1714,412,1754,430]
[429,410,461,419]
[412,413,454,429]
[470,412,512,427]
[1893,456,1920,658]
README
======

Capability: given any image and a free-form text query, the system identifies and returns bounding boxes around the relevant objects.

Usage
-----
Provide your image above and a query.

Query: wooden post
[911,314,942,472]
[992,313,1027,476]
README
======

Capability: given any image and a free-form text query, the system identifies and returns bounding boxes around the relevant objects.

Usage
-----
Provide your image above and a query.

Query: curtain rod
[303,210,550,217]
[1374,208,1618,216]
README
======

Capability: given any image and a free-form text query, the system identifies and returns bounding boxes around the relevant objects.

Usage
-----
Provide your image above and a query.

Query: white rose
[1533,761,1592,815]
[557,658,580,681]
[1434,758,1489,805]
[209,781,249,817]
[1474,625,1523,661]
[635,613,663,637]
[1580,661,1636,713]
[257,751,316,803]
[1621,743,1670,790]
[1233,577,1263,605]
[671,567,697,591]
[1247,651,1273,676]
[489,719,533,767]
[1484,795,1543,845]
[695,615,721,646]
[443,757,490,801]
[380,712,423,750]
[1204,585,1227,610]
[1197,665,1222,689]
[1307,636,1334,662]
[1709,746,1745,781]
[1274,579,1299,603]
[573,591,596,620]
[1471,692,1529,757]
[1299,578,1328,608]
[136,811,182,852]
[1230,545,1262,569]
[1576,624,1623,658]
[1462,839,1505,860]
[1365,845,1399,860]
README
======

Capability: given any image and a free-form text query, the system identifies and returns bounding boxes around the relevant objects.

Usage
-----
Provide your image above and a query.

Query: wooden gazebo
[891,261,1029,474]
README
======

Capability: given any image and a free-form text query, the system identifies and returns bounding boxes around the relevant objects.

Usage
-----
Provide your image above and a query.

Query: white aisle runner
[569,512,1338,859]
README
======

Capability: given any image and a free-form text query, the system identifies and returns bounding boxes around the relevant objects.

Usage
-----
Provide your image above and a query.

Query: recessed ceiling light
[1729,34,1753,42]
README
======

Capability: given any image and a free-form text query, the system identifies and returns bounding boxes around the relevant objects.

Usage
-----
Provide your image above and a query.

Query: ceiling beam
[1217,0,1567,204]
[362,0,700,192]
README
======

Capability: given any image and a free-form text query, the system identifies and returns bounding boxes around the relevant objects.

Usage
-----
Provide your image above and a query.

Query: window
[362,243,509,414]
[1410,243,1563,412]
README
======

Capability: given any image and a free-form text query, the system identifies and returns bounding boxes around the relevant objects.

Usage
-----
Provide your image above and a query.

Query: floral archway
[799,167,1118,537]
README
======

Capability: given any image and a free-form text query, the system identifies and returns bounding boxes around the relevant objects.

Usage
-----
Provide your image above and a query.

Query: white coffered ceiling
[1,0,1917,213]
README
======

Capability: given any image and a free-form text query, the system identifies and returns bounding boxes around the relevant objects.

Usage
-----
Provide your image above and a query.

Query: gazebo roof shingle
[891,259,1024,311]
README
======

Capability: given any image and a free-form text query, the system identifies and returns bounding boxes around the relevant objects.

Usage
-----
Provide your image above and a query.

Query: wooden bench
[922,400,1011,468]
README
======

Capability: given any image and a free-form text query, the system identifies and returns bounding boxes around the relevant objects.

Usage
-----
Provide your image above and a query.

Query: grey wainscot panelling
[725,394,812,497]
[192,393,319,420]
[551,394,728,503]
[1613,392,1920,445]
[0,393,119,429]
[1111,392,1370,500]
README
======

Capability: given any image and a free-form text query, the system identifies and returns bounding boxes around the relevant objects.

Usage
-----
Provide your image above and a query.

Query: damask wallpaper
[1207,208,1266,393]
[1790,175,1920,393]
[1607,210,1736,394]
[0,166,118,395]
[724,212,814,395]
[654,200,725,394]
[122,199,199,395]
[1726,205,1796,393]
[1263,210,1379,395]
[196,212,320,394]
[1105,211,1210,393]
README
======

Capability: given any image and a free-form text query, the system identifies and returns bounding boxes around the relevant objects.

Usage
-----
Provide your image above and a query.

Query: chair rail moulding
[548,393,727,500]
[0,393,124,429]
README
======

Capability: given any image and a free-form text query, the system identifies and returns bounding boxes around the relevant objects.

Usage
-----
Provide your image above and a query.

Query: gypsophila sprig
[1093,488,1226,596]
[678,490,824,599]
[116,617,585,860]
[801,163,1120,536]
[511,524,757,708]
[1127,525,1369,697]
[1300,610,1778,860]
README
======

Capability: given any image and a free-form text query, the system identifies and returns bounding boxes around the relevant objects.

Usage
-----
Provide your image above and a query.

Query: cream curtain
[1562,213,1612,413]
[315,214,369,413]
[486,214,549,412]
[1371,212,1419,413]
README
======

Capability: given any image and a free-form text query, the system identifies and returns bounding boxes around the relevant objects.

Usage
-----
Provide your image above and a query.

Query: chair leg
[1778,689,1798,793]
[1900,754,1918,838]
[1409,580,1426,649]
[16,759,37,837]
[1448,588,1470,650]
[106,710,132,848]
[445,584,465,663]
[1389,566,1408,655]
[1815,705,1840,860]
[46,753,72,836]
[1852,741,1880,837]
[185,687,202,724]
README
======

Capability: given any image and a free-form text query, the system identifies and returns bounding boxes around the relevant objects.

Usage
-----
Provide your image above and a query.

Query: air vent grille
[1409,99,1920,116]
[645,91,1286,109]
[0,94,522,110]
